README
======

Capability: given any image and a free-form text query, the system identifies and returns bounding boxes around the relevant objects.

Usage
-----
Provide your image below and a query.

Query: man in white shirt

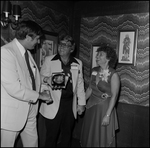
[1,20,51,147]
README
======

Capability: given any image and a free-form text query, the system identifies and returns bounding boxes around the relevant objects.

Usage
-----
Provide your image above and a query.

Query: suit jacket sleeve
[1,48,39,103]
[76,59,86,106]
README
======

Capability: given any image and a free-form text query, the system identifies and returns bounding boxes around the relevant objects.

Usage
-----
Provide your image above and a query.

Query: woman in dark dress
[80,43,120,147]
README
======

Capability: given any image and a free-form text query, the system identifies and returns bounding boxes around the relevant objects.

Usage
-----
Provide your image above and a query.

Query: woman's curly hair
[96,43,118,68]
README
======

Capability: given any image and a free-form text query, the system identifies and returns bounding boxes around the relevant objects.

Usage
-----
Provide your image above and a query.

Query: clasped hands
[39,90,53,104]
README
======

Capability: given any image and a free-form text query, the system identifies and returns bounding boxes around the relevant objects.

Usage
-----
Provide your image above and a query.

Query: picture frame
[117,30,138,65]
[91,45,99,69]
[39,30,58,68]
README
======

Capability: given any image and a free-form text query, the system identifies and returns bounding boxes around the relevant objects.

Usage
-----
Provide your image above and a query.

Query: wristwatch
[106,114,110,117]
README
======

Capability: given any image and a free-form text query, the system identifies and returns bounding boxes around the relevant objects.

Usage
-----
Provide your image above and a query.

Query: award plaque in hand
[51,72,67,89]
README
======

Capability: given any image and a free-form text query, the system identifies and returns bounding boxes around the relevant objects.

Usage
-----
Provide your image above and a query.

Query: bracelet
[43,77,48,83]
[106,114,110,117]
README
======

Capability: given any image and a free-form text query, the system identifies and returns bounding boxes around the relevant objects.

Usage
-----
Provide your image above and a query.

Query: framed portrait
[118,30,138,65]
[91,45,99,69]
[39,30,58,68]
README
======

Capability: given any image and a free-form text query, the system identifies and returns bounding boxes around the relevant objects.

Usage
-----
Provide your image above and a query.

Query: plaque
[51,72,68,89]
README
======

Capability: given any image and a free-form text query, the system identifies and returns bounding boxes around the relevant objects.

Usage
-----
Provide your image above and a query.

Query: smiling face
[96,51,110,67]
[58,40,73,57]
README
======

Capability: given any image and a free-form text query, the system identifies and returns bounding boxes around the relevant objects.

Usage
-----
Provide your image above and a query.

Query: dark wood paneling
[116,103,149,147]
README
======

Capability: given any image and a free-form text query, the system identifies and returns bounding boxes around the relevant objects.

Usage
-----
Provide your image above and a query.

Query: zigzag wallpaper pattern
[20,1,69,38]
[79,13,149,106]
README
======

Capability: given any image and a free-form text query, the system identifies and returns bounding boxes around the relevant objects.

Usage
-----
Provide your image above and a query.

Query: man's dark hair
[15,20,43,40]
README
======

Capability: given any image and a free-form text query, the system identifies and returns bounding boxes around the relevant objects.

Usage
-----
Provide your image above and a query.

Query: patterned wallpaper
[20,1,70,38]
[79,13,149,106]
[1,1,70,45]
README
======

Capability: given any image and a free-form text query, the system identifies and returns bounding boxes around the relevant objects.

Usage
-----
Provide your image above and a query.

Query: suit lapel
[51,60,62,98]
[28,51,40,91]
[11,40,40,90]
[11,40,29,78]
[70,63,79,92]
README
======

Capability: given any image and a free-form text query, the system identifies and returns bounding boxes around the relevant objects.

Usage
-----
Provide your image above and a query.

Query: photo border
[37,30,58,69]
[91,45,99,72]
[117,29,137,65]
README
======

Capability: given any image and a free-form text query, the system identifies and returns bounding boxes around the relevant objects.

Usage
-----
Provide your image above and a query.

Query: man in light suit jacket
[1,20,51,147]
[39,35,86,147]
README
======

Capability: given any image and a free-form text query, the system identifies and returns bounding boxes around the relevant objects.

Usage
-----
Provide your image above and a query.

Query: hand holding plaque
[51,72,69,90]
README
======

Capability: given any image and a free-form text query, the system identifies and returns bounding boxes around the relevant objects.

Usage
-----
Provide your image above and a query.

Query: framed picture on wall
[39,30,58,68]
[117,30,138,65]
[91,45,99,69]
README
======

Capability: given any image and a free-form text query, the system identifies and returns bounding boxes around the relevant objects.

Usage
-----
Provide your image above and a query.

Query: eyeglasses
[58,43,72,48]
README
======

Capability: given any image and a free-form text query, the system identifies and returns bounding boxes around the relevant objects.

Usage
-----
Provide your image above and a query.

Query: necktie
[25,50,36,90]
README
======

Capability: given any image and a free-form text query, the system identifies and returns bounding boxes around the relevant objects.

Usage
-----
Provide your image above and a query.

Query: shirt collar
[14,38,26,56]
[52,54,79,64]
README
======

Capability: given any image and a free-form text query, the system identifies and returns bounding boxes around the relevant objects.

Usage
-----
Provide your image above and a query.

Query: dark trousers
[45,99,75,147]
